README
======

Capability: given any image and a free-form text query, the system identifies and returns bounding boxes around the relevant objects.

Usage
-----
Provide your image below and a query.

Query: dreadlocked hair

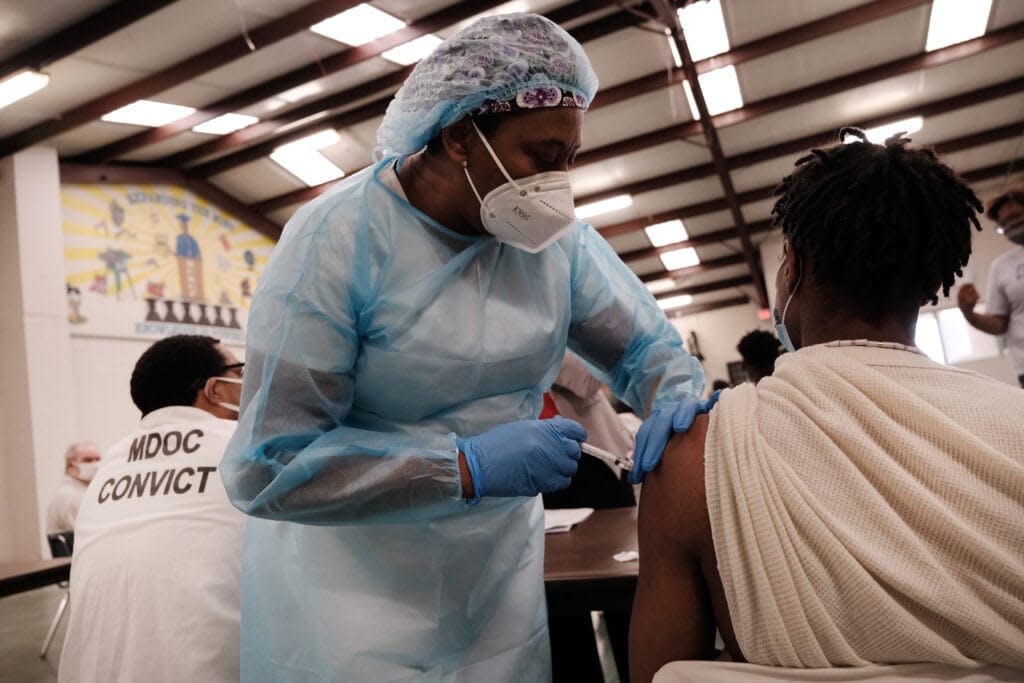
[770,127,982,320]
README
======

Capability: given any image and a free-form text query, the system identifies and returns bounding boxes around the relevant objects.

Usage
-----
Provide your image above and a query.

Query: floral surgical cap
[376,13,599,155]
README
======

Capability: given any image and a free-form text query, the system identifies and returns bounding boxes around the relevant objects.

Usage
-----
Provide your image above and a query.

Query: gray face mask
[1003,220,1024,246]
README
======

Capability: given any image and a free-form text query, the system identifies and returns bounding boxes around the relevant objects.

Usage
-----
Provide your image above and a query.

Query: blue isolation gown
[220,157,704,682]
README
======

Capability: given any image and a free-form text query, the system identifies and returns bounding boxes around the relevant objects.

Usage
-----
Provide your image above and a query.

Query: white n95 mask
[463,119,576,254]
[76,462,99,482]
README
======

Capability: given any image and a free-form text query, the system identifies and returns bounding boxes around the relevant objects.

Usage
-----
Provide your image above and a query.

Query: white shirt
[984,245,1024,373]
[59,406,244,683]
[46,475,88,534]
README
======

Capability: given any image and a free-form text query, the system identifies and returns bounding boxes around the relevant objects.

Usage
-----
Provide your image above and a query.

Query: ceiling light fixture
[677,0,730,61]
[657,293,693,310]
[682,65,743,119]
[666,30,682,68]
[101,100,196,127]
[925,0,993,52]
[659,246,701,271]
[192,113,260,135]
[646,278,678,295]
[0,69,50,109]
[271,129,345,187]
[381,34,443,65]
[644,219,689,247]
[270,148,344,187]
[277,129,341,151]
[311,4,407,46]
[575,194,633,220]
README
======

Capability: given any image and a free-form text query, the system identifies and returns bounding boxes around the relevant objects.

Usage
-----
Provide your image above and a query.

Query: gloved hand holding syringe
[580,442,634,471]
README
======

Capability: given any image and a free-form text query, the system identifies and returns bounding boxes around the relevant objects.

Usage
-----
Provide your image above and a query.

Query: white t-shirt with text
[59,406,244,683]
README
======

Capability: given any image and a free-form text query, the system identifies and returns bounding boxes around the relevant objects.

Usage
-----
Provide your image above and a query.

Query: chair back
[47,531,74,557]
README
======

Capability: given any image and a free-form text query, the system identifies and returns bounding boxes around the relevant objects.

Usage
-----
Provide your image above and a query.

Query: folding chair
[40,531,74,658]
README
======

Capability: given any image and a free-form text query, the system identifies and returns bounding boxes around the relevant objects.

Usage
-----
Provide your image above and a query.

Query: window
[915,308,1001,365]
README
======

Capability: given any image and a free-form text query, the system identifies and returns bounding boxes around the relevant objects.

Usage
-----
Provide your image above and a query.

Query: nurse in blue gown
[220,13,706,682]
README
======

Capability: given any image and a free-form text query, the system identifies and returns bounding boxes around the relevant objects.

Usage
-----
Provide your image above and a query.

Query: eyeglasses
[192,362,245,392]
[219,362,245,377]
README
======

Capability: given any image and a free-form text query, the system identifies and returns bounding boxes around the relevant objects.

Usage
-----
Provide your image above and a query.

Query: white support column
[0,147,78,560]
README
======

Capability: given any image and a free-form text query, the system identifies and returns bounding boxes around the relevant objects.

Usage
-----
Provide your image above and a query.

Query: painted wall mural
[62,184,275,342]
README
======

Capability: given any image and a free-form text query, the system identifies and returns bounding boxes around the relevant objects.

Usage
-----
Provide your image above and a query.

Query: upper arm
[242,208,365,440]
[565,224,701,413]
[630,415,716,682]
[984,262,1011,318]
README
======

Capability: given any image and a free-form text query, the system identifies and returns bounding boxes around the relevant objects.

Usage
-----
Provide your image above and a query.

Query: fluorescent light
[102,100,196,127]
[271,129,344,186]
[270,148,345,186]
[925,0,993,52]
[645,219,689,247]
[192,113,259,135]
[677,0,730,61]
[279,81,324,104]
[646,278,678,294]
[381,34,443,65]
[0,69,49,109]
[276,129,340,152]
[657,294,693,310]
[659,247,700,271]
[849,116,924,144]
[575,194,633,220]
[311,4,406,46]
[683,65,743,119]
[666,31,682,68]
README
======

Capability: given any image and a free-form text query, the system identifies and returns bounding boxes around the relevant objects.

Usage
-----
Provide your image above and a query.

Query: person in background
[46,441,101,534]
[219,13,707,682]
[629,130,1024,683]
[736,330,782,384]
[544,351,636,509]
[59,335,245,683]
[543,351,636,682]
[958,183,1024,388]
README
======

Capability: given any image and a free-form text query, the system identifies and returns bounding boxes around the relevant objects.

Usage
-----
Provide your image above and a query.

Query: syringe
[580,442,634,472]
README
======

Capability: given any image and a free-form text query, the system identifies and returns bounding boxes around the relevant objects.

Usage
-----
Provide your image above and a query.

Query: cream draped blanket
[705,345,1024,671]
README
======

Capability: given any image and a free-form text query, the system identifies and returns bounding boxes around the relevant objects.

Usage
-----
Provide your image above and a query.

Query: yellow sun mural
[62,183,276,341]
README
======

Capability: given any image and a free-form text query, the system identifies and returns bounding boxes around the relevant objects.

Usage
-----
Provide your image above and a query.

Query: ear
[440,117,474,166]
[201,376,225,404]
[781,239,802,293]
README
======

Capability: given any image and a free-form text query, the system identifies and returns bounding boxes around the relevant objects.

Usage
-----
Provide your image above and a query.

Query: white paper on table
[543,507,594,534]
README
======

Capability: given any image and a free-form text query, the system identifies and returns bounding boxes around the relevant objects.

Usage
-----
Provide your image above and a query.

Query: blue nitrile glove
[628,390,722,485]
[457,417,586,503]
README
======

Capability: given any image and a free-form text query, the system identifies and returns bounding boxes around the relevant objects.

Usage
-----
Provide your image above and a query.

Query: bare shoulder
[641,413,711,554]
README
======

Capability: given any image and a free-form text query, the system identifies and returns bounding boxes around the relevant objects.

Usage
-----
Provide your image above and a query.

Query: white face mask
[76,462,99,482]
[211,375,243,413]
[463,119,576,254]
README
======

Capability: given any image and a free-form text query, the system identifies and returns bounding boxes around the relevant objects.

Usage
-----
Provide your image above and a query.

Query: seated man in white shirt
[59,335,246,683]
[46,441,101,534]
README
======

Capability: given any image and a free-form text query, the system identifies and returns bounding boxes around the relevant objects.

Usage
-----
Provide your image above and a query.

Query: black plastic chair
[40,531,74,658]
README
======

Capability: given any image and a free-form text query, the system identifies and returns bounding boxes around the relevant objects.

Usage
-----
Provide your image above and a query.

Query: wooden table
[0,558,71,598]
[544,506,639,615]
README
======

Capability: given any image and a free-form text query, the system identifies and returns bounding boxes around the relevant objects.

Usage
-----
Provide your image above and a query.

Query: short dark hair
[711,379,731,392]
[771,128,982,320]
[130,335,225,416]
[737,330,782,375]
